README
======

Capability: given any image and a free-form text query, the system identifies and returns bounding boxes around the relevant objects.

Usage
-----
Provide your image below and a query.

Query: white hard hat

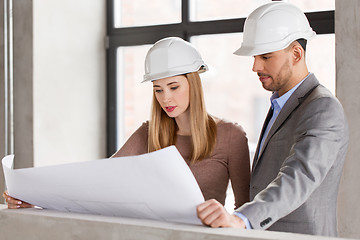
[143,37,208,82]
[234,2,316,56]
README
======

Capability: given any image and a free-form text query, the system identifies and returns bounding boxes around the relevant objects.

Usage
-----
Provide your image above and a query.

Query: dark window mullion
[187,18,246,37]
[108,24,185,47]
[306,10,334,34]
[106,0,115,33]
[106,47,117,156]
[182,0,190,40]
[106,0,117,156]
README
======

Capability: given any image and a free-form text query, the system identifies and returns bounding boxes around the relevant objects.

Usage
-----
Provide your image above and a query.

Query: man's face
[252,49,294,96]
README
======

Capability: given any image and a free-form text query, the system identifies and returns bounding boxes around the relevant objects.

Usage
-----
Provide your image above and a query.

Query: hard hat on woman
[143,37,208,82]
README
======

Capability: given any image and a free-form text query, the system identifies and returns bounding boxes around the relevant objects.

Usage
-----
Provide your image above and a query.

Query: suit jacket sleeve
[235,93,349,230]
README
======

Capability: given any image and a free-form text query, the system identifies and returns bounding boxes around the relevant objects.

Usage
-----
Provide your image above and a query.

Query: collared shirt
[233,211,252,229]
[258,73,310,156]
[234,72,311,229]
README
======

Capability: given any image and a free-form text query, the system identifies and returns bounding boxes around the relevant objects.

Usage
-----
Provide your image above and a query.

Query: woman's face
[153,75,190,119]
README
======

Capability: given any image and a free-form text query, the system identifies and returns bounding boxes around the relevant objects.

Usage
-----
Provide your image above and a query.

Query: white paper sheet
[2,146,205,225]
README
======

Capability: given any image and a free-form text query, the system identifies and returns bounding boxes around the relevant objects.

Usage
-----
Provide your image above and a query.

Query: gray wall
[0,1,4,196]
[336,0,360,238]
[32,0,107,166]
[13,0,34,169]
[0,0,32,193]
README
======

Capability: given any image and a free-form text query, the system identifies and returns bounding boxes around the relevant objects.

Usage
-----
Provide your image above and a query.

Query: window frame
[106,0,334,156]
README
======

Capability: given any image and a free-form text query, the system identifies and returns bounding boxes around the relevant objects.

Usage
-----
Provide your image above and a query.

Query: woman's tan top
[113,119,250,210]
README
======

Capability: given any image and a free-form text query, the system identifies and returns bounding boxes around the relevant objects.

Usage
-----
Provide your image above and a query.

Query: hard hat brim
[234,30,316,56]
[142,64,208,83]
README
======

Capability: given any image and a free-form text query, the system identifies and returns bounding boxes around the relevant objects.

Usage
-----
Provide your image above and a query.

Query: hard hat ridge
[234,2,316,56]
[143,37,208,82]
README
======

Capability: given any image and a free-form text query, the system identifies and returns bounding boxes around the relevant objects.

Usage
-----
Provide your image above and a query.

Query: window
[190,0,272,21]
[107,0,335,212]
[107,0,335,155]
[116,45,152,145]
[191,33,269,148]
[113,0,181,27]
[287,0,335,12]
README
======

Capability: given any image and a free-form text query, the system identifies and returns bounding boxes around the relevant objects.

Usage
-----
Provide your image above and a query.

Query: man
[197,2,349,237]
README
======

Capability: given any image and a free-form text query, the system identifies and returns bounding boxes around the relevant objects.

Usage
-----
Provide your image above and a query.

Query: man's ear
[292,44,304,64]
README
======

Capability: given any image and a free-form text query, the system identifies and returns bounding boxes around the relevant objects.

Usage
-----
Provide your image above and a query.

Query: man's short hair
[297,38,307,51]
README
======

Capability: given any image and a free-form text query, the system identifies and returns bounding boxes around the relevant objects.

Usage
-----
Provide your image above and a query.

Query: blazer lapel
[252,74,320,171]
[252,107,273,170]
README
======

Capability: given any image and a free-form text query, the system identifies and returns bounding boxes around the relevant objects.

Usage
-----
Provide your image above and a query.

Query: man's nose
[252,57,263,72]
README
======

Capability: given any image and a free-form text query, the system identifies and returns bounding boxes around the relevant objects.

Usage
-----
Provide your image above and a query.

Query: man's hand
[197,199,246,228]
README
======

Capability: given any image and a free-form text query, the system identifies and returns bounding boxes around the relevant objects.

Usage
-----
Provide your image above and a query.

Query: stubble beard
[264,59,292,94]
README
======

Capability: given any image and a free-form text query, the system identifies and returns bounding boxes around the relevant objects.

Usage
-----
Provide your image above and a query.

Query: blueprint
[2,146,204,225]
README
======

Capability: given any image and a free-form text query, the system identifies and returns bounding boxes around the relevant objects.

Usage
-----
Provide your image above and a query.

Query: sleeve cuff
[233,211,252,229]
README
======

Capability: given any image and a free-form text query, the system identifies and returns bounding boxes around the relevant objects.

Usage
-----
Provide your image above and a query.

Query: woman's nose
[163,90,172,103]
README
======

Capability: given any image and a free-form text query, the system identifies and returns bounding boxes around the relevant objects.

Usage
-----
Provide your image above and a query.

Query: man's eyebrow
[261,53,272,56]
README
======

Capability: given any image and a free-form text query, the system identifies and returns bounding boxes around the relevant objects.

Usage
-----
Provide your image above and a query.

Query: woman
[113,37,250,209]
[4,37,250,210]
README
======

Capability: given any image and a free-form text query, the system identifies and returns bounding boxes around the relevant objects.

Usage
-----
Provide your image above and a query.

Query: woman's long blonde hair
[148,72,217,163]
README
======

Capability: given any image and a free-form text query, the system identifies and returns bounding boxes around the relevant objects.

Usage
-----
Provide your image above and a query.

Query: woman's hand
[2,191,34,209]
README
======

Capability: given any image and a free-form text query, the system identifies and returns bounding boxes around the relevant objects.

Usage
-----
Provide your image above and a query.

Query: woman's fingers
[2,191,33,209]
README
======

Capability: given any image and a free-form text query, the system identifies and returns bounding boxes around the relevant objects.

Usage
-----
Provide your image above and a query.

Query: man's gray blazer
[236,74,349,236]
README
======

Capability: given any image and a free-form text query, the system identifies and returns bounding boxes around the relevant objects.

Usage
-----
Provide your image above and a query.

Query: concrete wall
[336,0,360,238]
[0,205,354,240]
[0,2,4,196]
[33,0,107,166]
[13,0,34,169]
[0,0,34,193]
